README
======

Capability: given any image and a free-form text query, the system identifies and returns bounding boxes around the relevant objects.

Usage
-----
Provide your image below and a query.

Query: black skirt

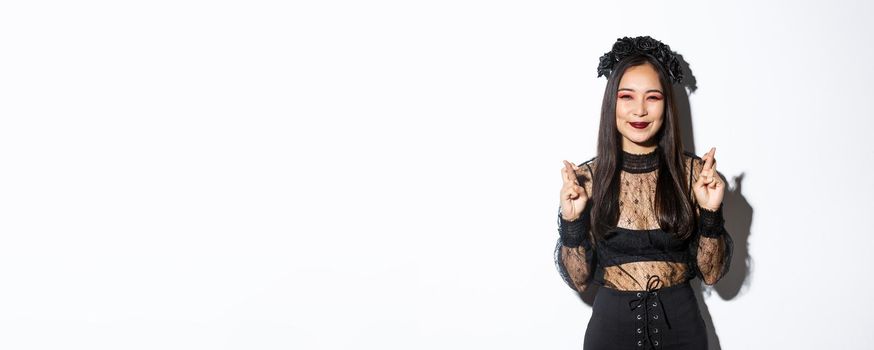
[584,277,708,350]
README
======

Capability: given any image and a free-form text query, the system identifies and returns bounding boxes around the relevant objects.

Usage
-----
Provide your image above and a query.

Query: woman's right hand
[560,160,588,221]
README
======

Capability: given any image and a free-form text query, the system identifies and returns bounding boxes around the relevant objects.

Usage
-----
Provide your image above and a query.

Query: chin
[621,131,655,143]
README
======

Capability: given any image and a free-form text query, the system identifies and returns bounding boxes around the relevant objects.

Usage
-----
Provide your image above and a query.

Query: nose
[633,99,648,117]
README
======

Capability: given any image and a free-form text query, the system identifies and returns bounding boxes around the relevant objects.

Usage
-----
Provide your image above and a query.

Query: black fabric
[698,204,727,238]
[620,147,660,174]
[597,227,688,265]
[584,279,707,350]
[555,150,731,348]
[553,151,732,292]
[559,206,591,247]
[555,207,597,291]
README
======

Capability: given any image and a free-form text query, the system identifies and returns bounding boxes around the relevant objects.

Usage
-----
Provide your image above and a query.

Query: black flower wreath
[597,36,684,84]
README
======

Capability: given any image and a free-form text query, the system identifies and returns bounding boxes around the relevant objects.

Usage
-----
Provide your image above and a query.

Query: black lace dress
[554,148,732,350]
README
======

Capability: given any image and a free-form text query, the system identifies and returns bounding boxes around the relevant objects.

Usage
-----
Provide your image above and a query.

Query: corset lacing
[627,275,673,348]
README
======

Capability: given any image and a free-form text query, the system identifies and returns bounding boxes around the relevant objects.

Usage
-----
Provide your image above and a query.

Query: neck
[621,140,658,154]
[620,146,660,173]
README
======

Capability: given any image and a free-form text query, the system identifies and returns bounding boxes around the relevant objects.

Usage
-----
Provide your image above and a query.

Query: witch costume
[554,36,732,350]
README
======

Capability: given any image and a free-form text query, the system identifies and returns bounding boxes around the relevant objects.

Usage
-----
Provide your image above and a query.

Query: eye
[619,95,632,100]
[647,95,663,101]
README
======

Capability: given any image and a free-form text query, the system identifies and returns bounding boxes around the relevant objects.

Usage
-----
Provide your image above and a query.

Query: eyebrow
[618,88,663,94]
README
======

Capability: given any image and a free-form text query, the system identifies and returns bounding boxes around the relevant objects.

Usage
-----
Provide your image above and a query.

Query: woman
[554,36,732,350]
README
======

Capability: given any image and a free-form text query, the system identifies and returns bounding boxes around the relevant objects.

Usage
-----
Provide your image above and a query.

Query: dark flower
[597,53,615,77]
[667,57,683,83]
[652,49,668,63]
[596,35,684,85]
[634,36,659,52]
[612,38,634,56]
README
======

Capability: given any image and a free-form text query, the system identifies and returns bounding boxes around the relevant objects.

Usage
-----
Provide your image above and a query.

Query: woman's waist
[597,277,693,295]
[594,260,693,292]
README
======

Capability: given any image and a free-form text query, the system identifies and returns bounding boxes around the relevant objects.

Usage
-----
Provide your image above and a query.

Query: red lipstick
[629,122,650,129]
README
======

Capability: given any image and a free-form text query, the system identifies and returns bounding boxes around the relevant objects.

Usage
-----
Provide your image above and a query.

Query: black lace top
[554,148,733,292]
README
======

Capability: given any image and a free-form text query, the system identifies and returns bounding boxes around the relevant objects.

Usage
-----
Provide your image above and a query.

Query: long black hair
[589,54,695,241]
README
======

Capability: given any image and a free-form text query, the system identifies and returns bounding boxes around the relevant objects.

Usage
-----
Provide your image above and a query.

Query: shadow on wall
[570,54,754,350]
[674,54,754,350]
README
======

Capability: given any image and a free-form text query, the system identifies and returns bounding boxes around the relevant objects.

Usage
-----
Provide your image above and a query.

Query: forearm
[695,204,731,285]
[556,207,595,292]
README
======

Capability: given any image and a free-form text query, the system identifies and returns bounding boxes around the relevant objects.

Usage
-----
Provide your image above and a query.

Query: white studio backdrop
[1,1,872,349]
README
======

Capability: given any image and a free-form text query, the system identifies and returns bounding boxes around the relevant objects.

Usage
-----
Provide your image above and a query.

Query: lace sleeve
[554,161,597,293]
[688,157,733,285]
[554,206,596,293]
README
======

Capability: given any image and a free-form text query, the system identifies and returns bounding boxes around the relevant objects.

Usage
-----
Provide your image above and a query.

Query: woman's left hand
[693,147,725,211]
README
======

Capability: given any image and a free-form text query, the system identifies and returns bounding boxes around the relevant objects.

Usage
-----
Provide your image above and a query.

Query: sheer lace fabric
[556,242,592,292]
[554,151,731,292]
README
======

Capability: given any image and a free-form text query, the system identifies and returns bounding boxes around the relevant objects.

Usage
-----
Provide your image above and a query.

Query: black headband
[597,36,684,84]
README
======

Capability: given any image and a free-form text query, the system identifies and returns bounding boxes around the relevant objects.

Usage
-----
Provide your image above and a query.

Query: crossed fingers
[700,147,720,188]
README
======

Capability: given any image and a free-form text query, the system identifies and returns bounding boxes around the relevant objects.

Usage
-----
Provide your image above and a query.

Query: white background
[1,1,872,349]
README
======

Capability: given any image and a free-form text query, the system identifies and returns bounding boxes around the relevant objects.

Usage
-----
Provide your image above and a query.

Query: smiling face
[615,62,665,154]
